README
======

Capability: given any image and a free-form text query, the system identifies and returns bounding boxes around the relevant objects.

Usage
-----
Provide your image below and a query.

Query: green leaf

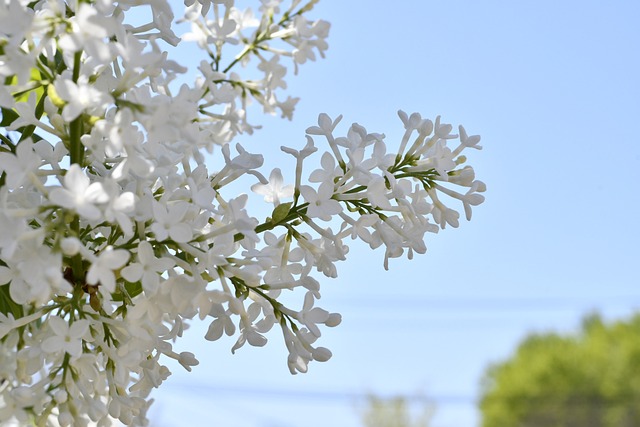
[112,281,143,302]
[0,284,23,318]
[0,107,19,127]
[13,68,45,104]
[89,292,101,312]
[18,86,47,142]
[271,202,292,224]
[125,281,143,299]
[1,68,48,142]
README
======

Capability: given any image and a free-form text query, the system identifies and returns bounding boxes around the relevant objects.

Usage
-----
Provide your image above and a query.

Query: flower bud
[455,155,467,165]
[60,237,81,256]
[54,389,68,404]
[312,346,332,362]
[58,411,73,427]
[325,313,342,327]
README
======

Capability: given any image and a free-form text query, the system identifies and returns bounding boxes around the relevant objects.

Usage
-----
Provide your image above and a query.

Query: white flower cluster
[0,0,484,426]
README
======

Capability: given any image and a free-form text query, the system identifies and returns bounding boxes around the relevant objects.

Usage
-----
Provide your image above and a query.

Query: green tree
[480,313,640,427]
[360,395,434,427]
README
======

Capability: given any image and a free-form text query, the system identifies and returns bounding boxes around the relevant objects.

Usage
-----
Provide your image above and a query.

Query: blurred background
[148,1,640,426]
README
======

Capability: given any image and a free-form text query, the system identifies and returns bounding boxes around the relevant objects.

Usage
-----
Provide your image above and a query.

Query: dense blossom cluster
[0,0,485,426]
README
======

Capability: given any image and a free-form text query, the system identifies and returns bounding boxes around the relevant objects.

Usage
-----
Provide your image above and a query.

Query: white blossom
[250,168,294,205]
[41,317,90,358]
[300,182,342,220]
[0,2,485,425]
[49,164,109,221]
[86,246,130,293]
[121,241,174,295]
[0,139,41,190]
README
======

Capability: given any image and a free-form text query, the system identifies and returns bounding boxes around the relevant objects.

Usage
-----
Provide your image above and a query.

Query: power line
[327,295,640,311]
[162,382,640,407]
[163,382,467,404]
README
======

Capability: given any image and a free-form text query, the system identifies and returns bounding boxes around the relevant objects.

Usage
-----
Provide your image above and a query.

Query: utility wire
[164,382,457,404]
[327,295,640,311]
[163,382,640,407]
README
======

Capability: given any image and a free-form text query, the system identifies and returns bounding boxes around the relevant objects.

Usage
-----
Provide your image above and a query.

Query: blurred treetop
[480,313,640,427]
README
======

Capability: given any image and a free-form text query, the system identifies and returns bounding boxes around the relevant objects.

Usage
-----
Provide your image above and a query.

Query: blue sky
[149,1,640,426]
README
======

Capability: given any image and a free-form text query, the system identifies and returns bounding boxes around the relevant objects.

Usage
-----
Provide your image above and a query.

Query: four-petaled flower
[49,164,109,221]
[86,246,130,293]
[41,316,90,358]
[299,182,342,221]
[251,168,294,206]
[150,201,193,243]
[0,139,42,190]
[121,241,174,295]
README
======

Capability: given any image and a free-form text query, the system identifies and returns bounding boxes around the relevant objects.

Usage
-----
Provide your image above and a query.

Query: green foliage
[271,202,292,224]
[480,313,640,427]
[0,284,23,319]
[360,395,434,427]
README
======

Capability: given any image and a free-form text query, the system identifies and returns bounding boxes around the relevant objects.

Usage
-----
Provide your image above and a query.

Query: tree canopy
[480,313,640,427]
[360,395,434,427]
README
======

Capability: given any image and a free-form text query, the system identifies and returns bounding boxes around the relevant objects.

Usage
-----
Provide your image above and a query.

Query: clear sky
[148,1,640,426]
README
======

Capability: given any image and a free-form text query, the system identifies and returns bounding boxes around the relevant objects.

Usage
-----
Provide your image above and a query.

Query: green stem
[71,216,84,282]
[72,51,81,82]
[69,118,83,165]
[65,51,85,282]
[222,44,254,74]
[255,202,308,234]
[0,134,14,149]
[221,7,297,74]
[69,51,84,166]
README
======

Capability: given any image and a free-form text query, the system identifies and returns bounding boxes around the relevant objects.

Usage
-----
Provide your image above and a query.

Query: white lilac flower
[49,164,109,221]
[0,211,28,258]
[150,201,193,243]
[0,44,35,85]
[86,246,130,293]
[297,291,330,337]
[0,139,42,190]
[6,93,40,131]
[309,151,338,183]
[0,0,34,44]
[231,324,267,354]
[250,168,294,205]
[299,182,342,221]
[58,3,118,63]
[0,312,17,341]
[54,76,114,122]
[41,317,90,358]
[458,125,482,150]
[121,241,174,295]
[205,304,236,341]
[177,351,199,372]
[365,175,393,210]
[102,180,136,236]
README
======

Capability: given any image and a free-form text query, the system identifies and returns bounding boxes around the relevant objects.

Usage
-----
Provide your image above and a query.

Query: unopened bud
[312,346,332,362]
[325,313,342,327]
[60,237,81,256]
